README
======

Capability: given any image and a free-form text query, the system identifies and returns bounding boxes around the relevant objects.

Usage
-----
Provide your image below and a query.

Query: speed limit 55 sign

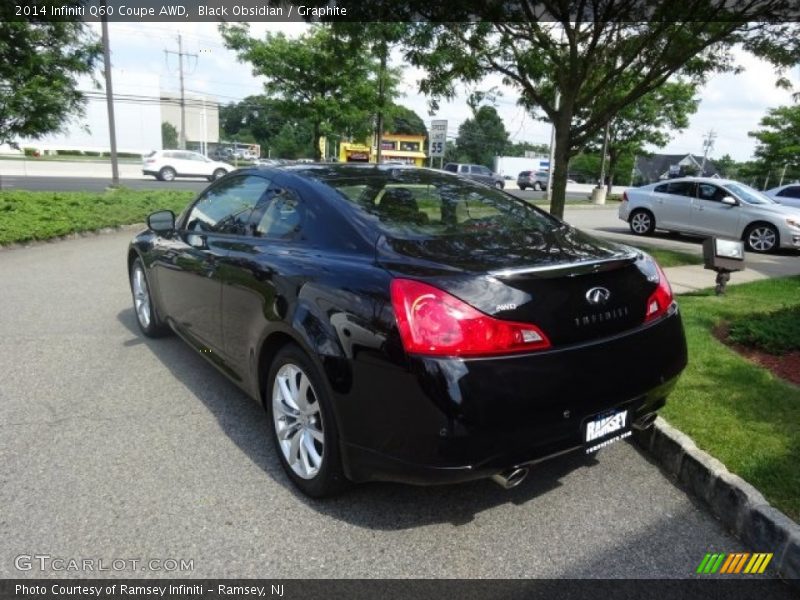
[429,120,447,157]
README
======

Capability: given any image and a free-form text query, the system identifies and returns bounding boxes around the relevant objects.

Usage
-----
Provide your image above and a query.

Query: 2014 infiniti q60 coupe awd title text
[128,165,687,497]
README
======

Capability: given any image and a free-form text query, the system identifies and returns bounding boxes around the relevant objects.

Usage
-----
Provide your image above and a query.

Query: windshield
[325,170,559,238]
[725,182,775,205]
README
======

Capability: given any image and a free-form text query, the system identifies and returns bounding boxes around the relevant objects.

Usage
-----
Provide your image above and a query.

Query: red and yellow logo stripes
[696,552,773,574]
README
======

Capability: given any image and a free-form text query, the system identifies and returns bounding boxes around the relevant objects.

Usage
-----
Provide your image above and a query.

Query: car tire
[534,182,542,191]
[129,257,170,338]
[158,167,176,182]
[519,185,526,191]
[629,209,655,236]
[211,168,227,181]
[267,344,348,498]
[495,181,503,189]
[744,223,779,253]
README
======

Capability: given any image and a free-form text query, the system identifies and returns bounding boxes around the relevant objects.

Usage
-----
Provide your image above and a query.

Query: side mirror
[721,196,738,206]
[147,210,176,233]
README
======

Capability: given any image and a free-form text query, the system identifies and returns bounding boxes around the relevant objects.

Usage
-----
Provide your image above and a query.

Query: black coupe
[128,164,687,497]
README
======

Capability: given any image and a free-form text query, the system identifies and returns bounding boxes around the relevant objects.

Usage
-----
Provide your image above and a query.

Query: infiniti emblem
[586,286,611,305]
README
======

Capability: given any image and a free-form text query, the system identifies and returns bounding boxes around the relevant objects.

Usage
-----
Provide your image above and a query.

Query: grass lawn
[628,243,704,268]
[665,276,800,520]
[0,189,195,245]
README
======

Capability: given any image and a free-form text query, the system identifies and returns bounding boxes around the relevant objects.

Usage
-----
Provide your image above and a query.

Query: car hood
[746,202,800,217]
[376,224,635,275]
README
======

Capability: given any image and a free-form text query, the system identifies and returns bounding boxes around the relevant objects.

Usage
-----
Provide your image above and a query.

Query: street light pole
[598,120,610,189]
[101,13,119,188]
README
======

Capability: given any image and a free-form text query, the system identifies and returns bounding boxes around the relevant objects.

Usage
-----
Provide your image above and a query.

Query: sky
[92,21,800,162]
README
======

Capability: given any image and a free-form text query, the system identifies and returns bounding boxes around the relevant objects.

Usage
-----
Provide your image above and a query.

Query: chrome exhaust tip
[490,466,529,489]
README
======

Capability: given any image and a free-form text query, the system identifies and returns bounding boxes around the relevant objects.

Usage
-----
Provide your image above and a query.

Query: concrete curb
[0,223,144,252]
[635,417,799,586]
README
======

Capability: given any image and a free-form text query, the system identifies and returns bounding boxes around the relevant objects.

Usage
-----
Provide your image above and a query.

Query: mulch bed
[714,324,800,387]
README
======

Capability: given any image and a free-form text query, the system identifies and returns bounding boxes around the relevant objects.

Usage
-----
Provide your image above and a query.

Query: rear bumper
[338,308,687,485]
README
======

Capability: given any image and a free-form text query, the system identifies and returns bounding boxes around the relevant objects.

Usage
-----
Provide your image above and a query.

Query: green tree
[221,24,395,160]
[161,122,178,149]
[456,105,509,168]
[219,95,287,146]
[386,105,428,139]
[588,81,699,194]
[505,141,550,157]
[0,12,101,143]
[748,104,800,184]
[714,154,739,179]
[400,6,800,217]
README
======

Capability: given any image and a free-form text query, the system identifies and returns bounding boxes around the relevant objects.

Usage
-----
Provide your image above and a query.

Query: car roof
[651,176,739,186]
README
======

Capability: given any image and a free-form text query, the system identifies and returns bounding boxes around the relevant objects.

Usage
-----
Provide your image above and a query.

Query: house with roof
[633,153,720,184]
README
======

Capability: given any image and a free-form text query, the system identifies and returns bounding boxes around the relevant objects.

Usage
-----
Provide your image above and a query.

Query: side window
[654,183,668,193]
[253,187,305,239]
[443,164,457,173]
[186,152,206,162]
[697,183,726,202]
[666,181,695,197]
[184,175,269,235]
[778,186,800,199]
[459,165,470,174]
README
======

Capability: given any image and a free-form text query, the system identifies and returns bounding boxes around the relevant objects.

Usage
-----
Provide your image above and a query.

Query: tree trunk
[549,114,573,220]
[606,154,616,196]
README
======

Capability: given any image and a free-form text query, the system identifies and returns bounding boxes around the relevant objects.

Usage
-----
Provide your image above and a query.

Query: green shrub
[0,189,195,245]
[727,305,800,354]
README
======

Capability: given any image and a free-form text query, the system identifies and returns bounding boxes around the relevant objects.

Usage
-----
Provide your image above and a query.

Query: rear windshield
[325,170,559,238]
[519,171,531,176]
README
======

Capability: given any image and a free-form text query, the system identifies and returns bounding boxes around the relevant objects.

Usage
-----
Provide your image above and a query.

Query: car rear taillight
[390,278,551,357]
[644,262,674,322]
[622,191,629,203]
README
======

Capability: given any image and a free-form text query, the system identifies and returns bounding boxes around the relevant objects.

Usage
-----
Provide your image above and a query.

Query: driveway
[0,231,791,586]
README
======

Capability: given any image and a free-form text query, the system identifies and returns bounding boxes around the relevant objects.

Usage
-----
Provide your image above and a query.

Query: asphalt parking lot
[5,227,793,583]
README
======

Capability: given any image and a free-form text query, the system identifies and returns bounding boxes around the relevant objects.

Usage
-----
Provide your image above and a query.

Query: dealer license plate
[584,409,631,454]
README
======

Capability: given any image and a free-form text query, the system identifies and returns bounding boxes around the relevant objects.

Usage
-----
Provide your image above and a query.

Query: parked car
[129,164,687,497]
[619,177,800,253]
[764,183,800,209]
[142,150,233,182]
[443,162,505,189]
[518,169,550,191]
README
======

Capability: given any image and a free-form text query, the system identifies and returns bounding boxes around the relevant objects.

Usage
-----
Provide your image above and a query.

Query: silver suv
[518,170,549,191]
[443,163,505,189]
[619,177,800,253]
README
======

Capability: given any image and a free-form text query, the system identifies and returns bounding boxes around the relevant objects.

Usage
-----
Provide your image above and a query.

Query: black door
[217,184,310,380]
[153,174,270,353]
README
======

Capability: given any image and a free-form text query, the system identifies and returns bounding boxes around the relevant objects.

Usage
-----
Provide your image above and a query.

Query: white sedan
[142,150,233,182]
[764,183,800,209]
[619,177,800,253]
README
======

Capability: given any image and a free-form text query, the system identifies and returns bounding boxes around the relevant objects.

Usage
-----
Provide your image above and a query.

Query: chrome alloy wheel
[272,363,325,479]
[747,226,777,252]
[132,265,151,329]
[630,212,652,234]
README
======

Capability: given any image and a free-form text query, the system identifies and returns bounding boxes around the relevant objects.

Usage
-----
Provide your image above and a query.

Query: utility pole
[779,163,788,187]
[598,120,611,189]
[700,129,717,176]
[165,34,197,150]
[101,12,119,187]
[546,90,559,206]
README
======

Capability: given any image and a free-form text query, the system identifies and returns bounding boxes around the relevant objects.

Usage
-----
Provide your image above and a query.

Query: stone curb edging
[634,417,799,586]
[0,223,144,252]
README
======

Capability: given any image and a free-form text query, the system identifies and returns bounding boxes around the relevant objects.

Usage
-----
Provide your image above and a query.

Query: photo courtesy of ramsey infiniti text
[128,165,687,497]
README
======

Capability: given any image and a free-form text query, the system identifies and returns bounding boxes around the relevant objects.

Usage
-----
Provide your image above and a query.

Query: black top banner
[3,0,800,22]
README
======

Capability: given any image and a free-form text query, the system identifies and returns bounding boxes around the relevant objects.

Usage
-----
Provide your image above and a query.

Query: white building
[160,91,220,151]
[15,70,218,156]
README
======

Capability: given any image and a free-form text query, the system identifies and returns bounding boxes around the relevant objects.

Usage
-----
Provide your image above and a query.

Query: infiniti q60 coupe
[128,164,687,497]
